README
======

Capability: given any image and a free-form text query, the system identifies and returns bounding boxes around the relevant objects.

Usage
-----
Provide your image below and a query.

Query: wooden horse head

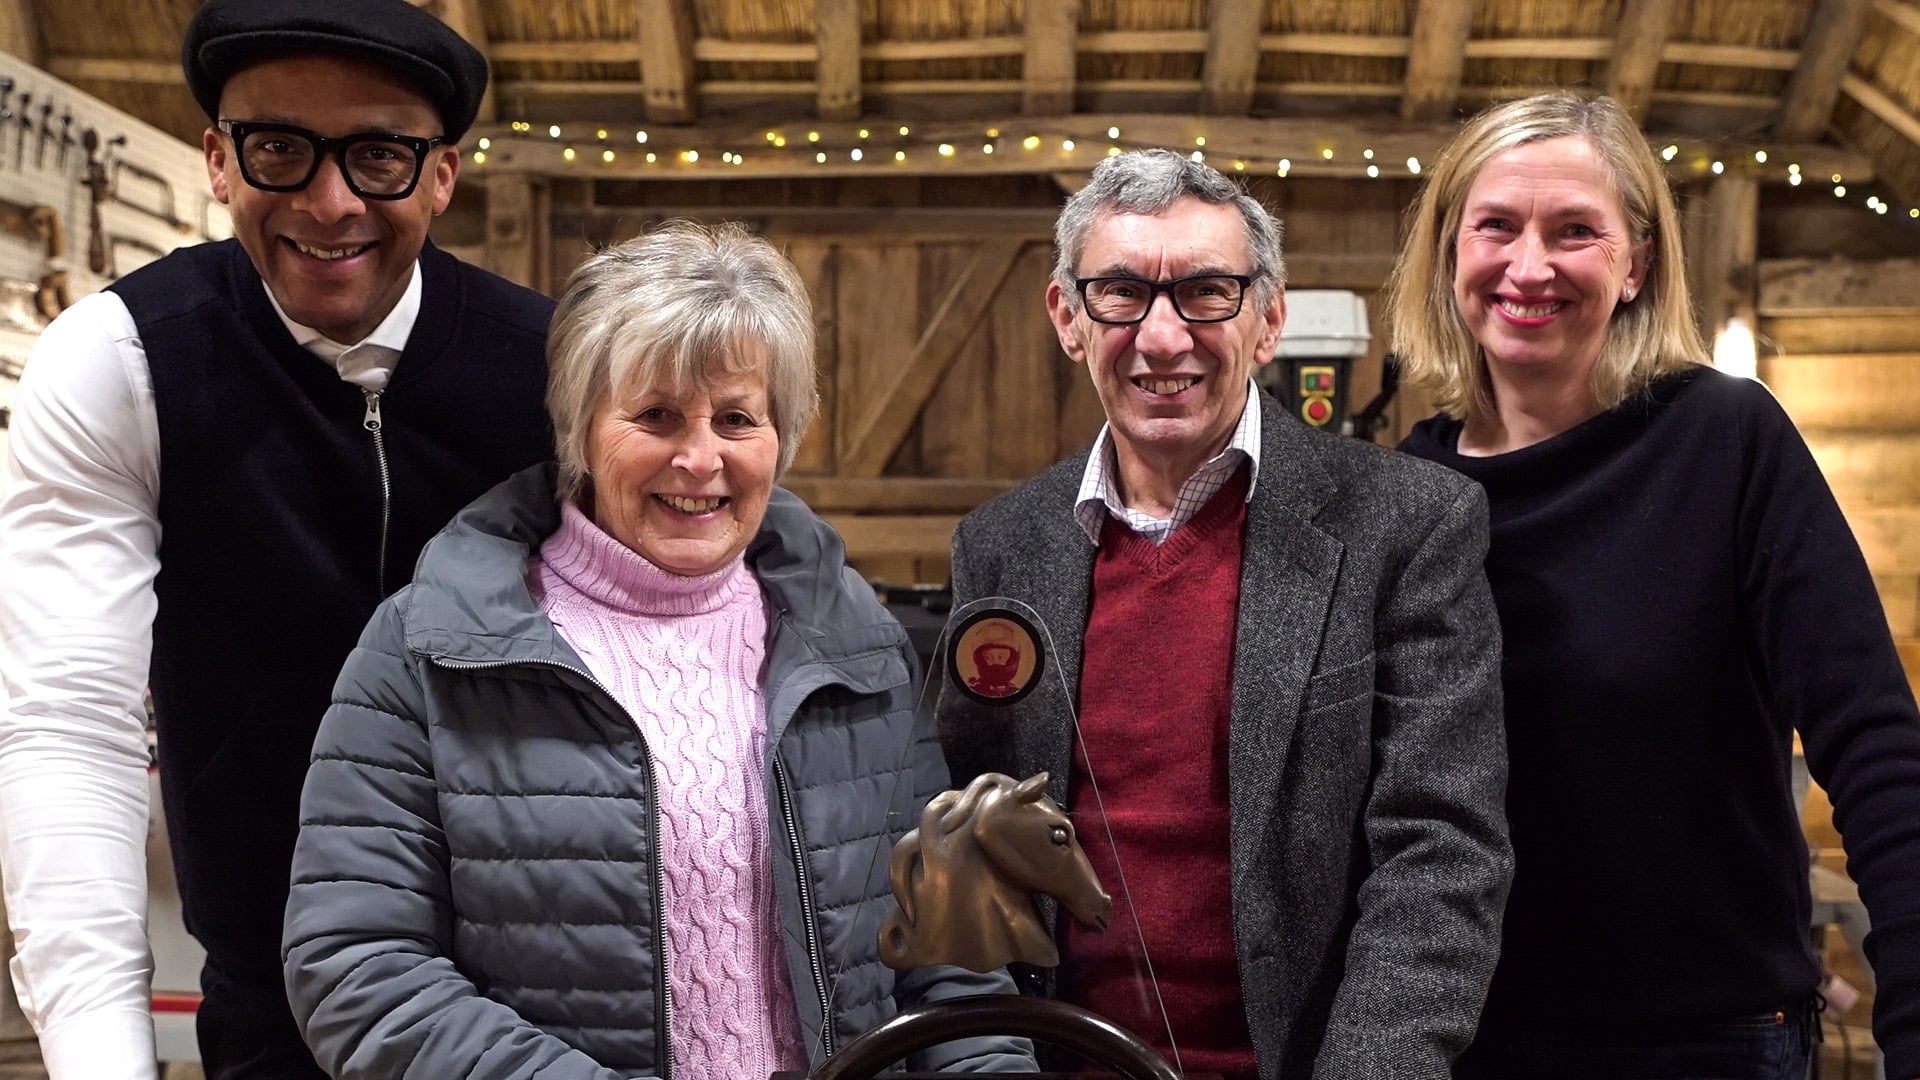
[878,771,1112,974]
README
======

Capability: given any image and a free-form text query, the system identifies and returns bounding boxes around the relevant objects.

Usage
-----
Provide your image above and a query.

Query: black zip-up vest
[109,239,553,984]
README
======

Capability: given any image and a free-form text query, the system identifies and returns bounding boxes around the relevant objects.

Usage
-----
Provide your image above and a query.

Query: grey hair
[546,219,820,503]
[1052,148,1286,310]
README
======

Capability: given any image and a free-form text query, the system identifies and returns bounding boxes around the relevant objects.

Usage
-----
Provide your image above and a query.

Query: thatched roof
[21,0,1920,206]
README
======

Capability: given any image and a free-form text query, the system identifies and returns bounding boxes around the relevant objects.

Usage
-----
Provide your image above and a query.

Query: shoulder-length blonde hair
[545,219,820,503]
[1385,91,1706,426]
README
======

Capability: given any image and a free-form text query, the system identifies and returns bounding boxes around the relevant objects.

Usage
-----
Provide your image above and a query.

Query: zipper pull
[362,389,383,433]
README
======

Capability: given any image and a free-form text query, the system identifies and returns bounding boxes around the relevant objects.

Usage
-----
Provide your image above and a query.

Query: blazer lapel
[1228,403,1344,889]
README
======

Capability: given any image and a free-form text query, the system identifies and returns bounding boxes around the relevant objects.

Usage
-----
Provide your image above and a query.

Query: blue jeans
[1453,1008,1813,1080]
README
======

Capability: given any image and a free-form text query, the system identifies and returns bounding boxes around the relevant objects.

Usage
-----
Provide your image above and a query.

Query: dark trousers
[196,963,326,1080]
[1453,1004,1816,1080]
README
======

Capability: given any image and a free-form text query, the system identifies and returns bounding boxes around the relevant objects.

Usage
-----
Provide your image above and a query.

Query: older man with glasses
[0,1,554,1076]
[938,148,1512,1080]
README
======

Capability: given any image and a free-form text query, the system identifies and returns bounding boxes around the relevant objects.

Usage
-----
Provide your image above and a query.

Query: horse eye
[1050,825,1069,846]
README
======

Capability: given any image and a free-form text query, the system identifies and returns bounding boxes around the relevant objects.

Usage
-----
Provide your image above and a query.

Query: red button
[1304,397,1332,424]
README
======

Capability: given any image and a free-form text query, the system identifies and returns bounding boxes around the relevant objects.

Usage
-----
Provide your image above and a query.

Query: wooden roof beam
[1201,0,1263,115]
[816,0,861,121]
[637,0,697,124]
[417,0,495,124]
[1606,0,1675,121]
[1401,0,1473,122]
[1022,0,1078,115]
[1778,0,1875,140]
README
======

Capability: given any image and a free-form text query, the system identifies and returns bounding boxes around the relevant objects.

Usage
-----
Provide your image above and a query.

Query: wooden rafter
[421,0,495,124]
[637,0,697,124]
[43,57,179,83]
[1400,0,1474,122]
[1021,0,1078,116]
[1779,0,1875,141]
[816,0,861,121]
[1605,0,1675,121]
[1878,0,1920,38]
[1843,73,1920,146]
[841,239,1027,477]
[1201,0,1263,115]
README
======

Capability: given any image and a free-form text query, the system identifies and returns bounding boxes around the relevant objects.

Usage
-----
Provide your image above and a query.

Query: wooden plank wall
[527,173,1421,584]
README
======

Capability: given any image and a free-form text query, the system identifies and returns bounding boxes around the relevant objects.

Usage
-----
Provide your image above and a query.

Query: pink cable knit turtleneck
[531,503,808,1079]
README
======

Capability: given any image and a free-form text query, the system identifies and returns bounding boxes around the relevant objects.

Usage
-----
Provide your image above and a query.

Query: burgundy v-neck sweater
[1062,465,1256,1080]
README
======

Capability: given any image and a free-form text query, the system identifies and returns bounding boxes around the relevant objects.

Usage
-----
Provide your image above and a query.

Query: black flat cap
[183,0,489,142]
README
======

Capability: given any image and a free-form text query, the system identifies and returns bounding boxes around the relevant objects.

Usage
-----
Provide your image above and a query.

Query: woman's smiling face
[1453,135,1648,382]
[584,358,779,576]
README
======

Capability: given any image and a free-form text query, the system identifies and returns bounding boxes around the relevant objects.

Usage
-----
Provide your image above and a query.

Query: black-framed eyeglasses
[1073,273,1259,325]
[217,120,446,200]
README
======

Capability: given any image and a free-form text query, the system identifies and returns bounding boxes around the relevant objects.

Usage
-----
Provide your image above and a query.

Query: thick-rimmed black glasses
[217,120,446,200]
[1073,273,1258,325]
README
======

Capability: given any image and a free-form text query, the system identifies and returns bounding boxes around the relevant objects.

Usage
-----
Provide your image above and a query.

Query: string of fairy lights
[466,120,1920,225]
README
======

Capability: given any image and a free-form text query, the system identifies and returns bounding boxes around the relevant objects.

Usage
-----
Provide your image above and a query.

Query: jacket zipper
[434,655,673,1080]
[361,389,392,595]
[773,755,832,1057]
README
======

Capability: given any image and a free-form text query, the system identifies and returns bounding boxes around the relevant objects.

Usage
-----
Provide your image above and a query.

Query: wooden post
[1690,175,1760,352]
[484,174,541,290]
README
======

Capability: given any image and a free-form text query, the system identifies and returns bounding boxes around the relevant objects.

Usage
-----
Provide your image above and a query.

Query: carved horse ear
[1013,772,1051,803]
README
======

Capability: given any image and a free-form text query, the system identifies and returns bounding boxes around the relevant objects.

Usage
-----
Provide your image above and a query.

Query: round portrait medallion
[946,608,1046,706]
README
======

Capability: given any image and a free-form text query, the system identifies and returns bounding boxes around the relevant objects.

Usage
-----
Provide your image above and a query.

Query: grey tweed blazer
[941,393,1512,1080]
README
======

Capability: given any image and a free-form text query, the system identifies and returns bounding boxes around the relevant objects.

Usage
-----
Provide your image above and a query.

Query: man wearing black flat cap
[0,1,554,1076]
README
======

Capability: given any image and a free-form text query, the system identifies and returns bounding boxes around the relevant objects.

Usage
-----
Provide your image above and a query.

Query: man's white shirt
[0,263,420,1078]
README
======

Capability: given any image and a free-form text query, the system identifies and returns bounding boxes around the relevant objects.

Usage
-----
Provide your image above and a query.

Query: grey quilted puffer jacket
[284,464,1030,1079]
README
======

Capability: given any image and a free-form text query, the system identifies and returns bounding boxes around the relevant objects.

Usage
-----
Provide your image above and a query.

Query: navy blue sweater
[110,239,554,987]
[1402,366,1920,1074]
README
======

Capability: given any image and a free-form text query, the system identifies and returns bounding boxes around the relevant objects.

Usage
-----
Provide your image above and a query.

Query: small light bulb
[471,150,486,164]
[938,143,956,157]
[1407,157,1422,174]
[1062,139,1075,151]
[1661,144,1678,161]
[645,152,656,163]
[1321,148,1333,160]
[894,150,906,162]
[1754,149,1768,163]
[1023,135,1040,150]
[1191,150,1204,162]
[1835,184,1847,197]
[983,143,995,154]
[561,146,576,161]
[1362,147,1375,160]
[1366,164,1380,178]
[549,125,562,139]
[1711,160,1724,174]
[816,151,827,163]
[808,131,821,142]
[602,149,615,163]
[899,126,910,136]
[596,129,608,140]
[851,148,863,161]
[683,150,698,163]
[858,128,869,139]
[477,137,491,150]
[635,131,649,144]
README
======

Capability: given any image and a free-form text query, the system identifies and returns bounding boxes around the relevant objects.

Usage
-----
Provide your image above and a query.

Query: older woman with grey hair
[282,220,1031,1079]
